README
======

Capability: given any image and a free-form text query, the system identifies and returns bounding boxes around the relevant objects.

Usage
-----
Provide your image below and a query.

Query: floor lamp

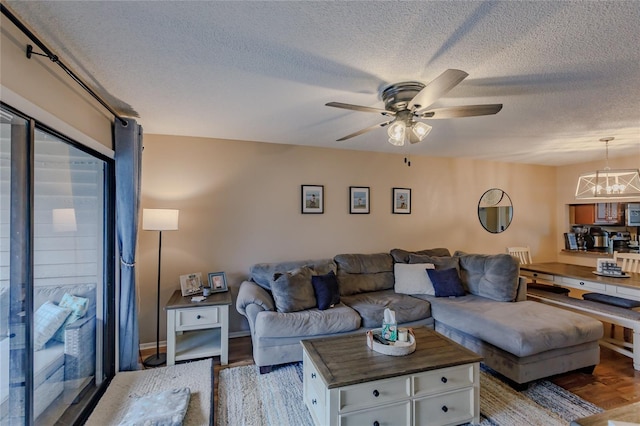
[142,208,179,367]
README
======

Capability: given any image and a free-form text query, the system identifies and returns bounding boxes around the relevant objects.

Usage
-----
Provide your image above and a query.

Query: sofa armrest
[236,281,275,316]
[64,314,96,381]
[515,276,527,302]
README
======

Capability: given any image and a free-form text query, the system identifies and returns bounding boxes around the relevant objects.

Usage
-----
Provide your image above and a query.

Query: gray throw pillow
[271,266,317,313]
[390,248,451,264]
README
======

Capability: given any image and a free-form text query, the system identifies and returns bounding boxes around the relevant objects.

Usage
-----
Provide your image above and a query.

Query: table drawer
[339,376,410,412]
[413,364,474,397]
[560,277,606,292]
[339,400,410,426]
[521,270,555,282]
[615,285,640,302]
[303,354,325,402]
[305,376,325,425]
[413,387,474,426]
[176,307,219,330]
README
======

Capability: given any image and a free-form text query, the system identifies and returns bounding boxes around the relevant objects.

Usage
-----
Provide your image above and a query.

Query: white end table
[165,289,231,366]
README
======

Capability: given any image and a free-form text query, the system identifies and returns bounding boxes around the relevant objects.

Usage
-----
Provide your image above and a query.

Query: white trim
[0,85,114,159]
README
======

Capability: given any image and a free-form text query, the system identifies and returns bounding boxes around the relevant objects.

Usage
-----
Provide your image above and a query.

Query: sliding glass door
[0,104,114,425]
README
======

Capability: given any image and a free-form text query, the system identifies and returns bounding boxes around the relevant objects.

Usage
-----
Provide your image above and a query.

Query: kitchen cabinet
[572,203,625,225]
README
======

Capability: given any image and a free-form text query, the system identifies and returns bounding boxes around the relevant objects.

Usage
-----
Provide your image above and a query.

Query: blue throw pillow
[311,271,340,310]
[427,268,466,297]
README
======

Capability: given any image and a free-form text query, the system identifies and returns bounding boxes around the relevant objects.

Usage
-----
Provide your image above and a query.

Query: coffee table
[300,327,483,426]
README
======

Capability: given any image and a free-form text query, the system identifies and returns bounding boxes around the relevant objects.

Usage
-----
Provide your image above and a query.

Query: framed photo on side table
[350,186,370,214]
[392,188,411,214]
[301,185,324,214]
[180,272,203,296]
[208,271,228,293]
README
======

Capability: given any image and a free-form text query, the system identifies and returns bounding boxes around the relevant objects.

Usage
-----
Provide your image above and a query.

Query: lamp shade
[575,169,640,199]
[142,209,179,231]
[52,208,77,232]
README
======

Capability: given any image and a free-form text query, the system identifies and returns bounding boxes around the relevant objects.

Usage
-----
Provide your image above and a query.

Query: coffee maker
[611,231,631,252]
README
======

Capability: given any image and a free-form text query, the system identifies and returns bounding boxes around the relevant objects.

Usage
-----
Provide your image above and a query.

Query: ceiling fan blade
[419,104,503,119]
[336,121,392,141]
[409,69,469,112]
[326,102,394,116]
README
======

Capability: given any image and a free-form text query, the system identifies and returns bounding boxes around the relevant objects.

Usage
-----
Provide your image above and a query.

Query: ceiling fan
[326,69,503,146]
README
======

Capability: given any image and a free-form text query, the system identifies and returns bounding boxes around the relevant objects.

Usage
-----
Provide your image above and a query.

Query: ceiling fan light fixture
[387,121,406,146]
[575,137,640,199]
[412,122,432,141]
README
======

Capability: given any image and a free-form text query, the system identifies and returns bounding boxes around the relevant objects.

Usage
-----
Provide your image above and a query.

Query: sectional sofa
[236,248,603,386]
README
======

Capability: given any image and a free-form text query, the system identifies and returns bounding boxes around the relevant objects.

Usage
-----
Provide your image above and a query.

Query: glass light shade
[142,208,180,230]
[575,169,640,199]
[411,122,432,141]
[387,121,406,146]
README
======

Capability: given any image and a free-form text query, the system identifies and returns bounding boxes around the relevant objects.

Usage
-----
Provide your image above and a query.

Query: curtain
[115,118,143,371]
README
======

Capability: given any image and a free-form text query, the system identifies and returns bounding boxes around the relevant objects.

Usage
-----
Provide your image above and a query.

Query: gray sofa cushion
[408,254,460,271]
[341,289,432,328]
[250,258,337,290]
[427,294,603,357]
[254,303,361,337]
[390,248,451,264]
[456,253,519,302]
[271,267,316,313]
[335,253,395,296]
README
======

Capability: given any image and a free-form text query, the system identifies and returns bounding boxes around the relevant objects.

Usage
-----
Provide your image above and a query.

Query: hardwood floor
[141,336,640,413]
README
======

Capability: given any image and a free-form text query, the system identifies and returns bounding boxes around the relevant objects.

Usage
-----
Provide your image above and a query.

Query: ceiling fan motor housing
[381,81,425,112]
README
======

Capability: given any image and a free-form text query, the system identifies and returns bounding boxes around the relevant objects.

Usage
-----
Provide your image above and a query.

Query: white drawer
[615,286,640,302]
[413,364,474,397]
[303,355,325,403]
[413,387,474,426]
[339,400,410,426]
[176,307,219,330]
[305,376,325,425]
[339,376,410,412]
[521,270,555,282]
[560,277,606,292]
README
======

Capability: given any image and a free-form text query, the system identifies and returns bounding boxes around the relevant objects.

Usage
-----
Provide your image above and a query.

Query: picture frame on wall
[301,185,324,214]
[179,272,203,296]
[392,188,411,214]
[349,186,370,214]
[207,271,228,293]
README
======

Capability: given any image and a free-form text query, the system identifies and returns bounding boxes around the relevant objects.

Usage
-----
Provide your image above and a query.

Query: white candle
[398,329,408,342]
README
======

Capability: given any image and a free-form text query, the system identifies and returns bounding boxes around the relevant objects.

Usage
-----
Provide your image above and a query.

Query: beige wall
[138,134,559,342]
[0,13,112,149]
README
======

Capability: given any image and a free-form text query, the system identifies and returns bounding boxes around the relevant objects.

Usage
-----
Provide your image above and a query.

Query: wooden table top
[570,401,640,426]
[165,289,232,310]
[521,262,640,291]
[301,327,482,389]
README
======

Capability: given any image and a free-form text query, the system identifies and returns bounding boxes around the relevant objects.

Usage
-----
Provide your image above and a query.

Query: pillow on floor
[394,263,435,295]
[34,301,71,350]
[119,387,190,426]
[427,268,466,297]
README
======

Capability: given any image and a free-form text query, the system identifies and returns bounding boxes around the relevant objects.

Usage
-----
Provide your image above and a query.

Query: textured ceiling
[4,1,640,166]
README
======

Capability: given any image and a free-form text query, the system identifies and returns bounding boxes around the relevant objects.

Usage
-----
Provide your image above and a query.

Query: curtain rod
[1,4,128,127]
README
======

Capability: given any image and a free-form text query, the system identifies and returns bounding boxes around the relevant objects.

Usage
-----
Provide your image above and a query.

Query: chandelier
[386,110,432,146]
[575,137,640,199]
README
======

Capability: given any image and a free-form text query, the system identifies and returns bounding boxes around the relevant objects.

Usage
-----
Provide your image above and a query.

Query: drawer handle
[372,389,380,397]
[311,398,317,405]
[579,282,585,286]
[441,376,448,384]
[373,422,380,426]
[311,373,316,379]
[441,405,448,413]
[197,314,202,319]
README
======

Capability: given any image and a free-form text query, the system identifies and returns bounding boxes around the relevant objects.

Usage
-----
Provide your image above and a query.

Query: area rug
[217,363,602,426]
[86,359,213,426]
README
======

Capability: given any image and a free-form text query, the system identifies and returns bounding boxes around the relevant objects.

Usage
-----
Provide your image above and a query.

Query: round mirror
[478,188,513,233]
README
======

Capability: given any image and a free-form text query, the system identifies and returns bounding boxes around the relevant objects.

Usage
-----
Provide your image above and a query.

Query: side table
[165,289,232,366]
